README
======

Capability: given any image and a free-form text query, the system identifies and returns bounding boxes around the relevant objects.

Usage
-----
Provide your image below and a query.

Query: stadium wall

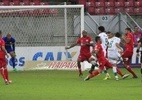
[7,46,140,71]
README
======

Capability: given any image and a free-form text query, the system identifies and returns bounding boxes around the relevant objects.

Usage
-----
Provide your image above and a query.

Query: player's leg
[9,51,17,72]
[116,67,129,79]
[103,67,111,80]
[88,55,98,74]
[140,51,142,81]
[0,67,7,82]
[84,60,105,81]
[122,52,137,78]
[77,59,83,77]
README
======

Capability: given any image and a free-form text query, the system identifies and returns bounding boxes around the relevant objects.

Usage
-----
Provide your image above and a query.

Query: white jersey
[108,37,121,59]
[98,32,108,56]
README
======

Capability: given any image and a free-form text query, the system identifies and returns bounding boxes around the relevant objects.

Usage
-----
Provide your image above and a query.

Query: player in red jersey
[0,30,11,85]
[84,36,113,81]
[65,30,93,77]
[121,28,138,78]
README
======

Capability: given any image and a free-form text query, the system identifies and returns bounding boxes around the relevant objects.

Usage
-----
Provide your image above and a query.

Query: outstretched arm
[65,42,78,49]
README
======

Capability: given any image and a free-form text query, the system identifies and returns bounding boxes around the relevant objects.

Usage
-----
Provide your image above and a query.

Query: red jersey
[0,38,5,57]
[125,32,134,52]
[94,43,105,61]
[77,36,92,55]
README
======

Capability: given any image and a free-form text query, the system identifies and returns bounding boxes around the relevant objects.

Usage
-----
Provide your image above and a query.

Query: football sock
[89,70,100,78]
[89,65,95,74]
[4,68,9,81]
[0,68,7,81]
[112,67,117,76]
[117,68,123,77]
[126,65,137,77]
[11,57,16,69]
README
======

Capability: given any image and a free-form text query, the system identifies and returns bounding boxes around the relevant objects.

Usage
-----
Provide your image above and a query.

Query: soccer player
[89,26,111,80]
[65,30,93,77]
[121,28,138,78]
[84,36,113,81]
[0,31,11,85]
[3,33,17,72]
[107,32,129,80]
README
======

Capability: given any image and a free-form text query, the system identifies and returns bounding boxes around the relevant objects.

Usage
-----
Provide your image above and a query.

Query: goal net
[1,5,85,70]
[0,5,84,47]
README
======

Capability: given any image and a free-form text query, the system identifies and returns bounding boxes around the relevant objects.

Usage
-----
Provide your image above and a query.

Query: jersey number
[108,41,113,48]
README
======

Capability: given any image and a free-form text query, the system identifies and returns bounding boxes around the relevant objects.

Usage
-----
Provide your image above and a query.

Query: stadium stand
[0,0,141,16]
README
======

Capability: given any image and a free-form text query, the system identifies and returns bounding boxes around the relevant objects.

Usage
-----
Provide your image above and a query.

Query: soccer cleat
[103,75,111,80]
[133,76,138,78]
[84,76,90,81]
[122,74,130,79]
[79,73,83,78]
[115,76,119,81]
[13,68,18,72]
[8,80,12,84]
[5,81,9,85]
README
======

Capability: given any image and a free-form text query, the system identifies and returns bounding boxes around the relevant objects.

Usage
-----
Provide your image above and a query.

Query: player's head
[82,30,87,38]
[115,32,122,38]
[125,28,131,34]
[134,26,139,32]
[106,31,114,38]
[6,33,12,40]
[0,30,2,37]
[98,26,105,33]
[95,36,101,43]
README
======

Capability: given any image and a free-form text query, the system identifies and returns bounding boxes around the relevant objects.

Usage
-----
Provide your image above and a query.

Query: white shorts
[108,58,119,64]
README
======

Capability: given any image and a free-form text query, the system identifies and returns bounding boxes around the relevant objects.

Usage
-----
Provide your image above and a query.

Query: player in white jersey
[107,32,129,80]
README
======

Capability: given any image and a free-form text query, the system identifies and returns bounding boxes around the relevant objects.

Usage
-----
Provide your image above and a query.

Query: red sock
[78,68,82,74]
[0,68,7,81]
[89,70,100,78]
[4,68,9,81]
[126,66,137,77]
[117,68,123,77]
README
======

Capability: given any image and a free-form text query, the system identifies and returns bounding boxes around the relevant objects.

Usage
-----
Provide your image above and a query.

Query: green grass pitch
[0,68,142,100]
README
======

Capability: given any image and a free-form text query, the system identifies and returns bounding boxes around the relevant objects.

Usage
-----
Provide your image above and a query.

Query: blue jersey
[2,37,15,53]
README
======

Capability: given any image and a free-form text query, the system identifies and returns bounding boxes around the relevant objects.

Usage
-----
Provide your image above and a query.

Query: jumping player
[121,28,138,78]
[65,30,93,77]
[3,33,17,72]
[0,31,11,85]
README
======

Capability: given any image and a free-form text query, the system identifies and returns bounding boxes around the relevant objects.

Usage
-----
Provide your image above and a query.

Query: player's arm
[121,35,131,43]
[84,41,94,46]
[116,43,123,52]
[1,45,8,58]
[12,38,15,51]
[65,42,78,49]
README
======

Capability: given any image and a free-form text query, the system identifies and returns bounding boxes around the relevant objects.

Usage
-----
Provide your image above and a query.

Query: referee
[136,38,142,77]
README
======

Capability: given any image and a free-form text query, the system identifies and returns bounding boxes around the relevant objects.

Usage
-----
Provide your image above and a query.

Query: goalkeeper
[3,33,17,72]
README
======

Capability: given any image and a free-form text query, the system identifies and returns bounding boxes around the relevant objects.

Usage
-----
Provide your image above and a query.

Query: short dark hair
[95,36,101,42]
[98,26,105,32]
[115,32,122,38]
[125,28,131,32]
[106,31,111,34]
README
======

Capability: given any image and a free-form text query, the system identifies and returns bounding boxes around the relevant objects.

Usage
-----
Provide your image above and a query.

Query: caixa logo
[7,57,25,67]
[32,52,77,61]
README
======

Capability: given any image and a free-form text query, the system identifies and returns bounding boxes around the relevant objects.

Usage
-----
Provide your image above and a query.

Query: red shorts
[98,58,112,70]
[78,53,91,62]
[0,57,7,68]
[122,51,133,65]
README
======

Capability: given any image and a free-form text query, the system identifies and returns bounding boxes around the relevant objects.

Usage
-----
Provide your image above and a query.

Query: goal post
[0,5,85,70]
